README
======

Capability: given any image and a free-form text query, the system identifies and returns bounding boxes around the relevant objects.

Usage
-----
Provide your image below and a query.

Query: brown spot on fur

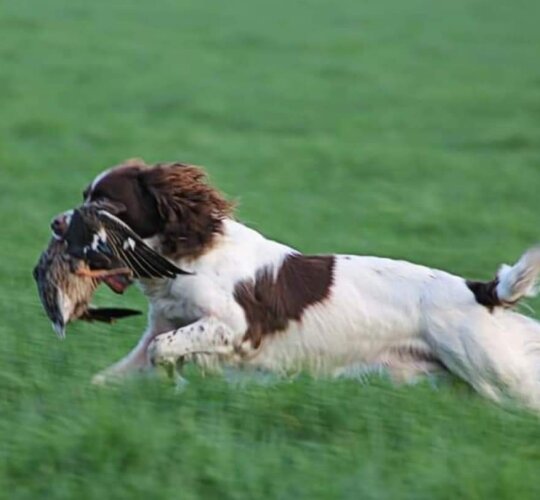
[234,254,335,348]
[85,160,234,260]
[84,161,162,238]
[142,163,233,259]
[466,279,501,311]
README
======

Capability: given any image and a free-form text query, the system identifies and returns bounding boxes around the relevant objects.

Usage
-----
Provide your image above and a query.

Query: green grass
[1,0,540,498]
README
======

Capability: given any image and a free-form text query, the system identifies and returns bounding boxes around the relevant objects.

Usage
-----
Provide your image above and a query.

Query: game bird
[35,206,189,338]
[33,237,141,338]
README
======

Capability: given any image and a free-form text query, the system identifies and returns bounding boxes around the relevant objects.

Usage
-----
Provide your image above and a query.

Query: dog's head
[54,159,233,259]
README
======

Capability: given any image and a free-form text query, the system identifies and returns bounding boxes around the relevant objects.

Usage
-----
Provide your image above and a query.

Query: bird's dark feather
[63,206,190,279]
[95,209,190,278]
[80,307,142,323]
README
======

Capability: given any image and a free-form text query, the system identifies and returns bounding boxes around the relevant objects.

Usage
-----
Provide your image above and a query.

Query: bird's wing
[95,210,190,279]
[81,307,143,323]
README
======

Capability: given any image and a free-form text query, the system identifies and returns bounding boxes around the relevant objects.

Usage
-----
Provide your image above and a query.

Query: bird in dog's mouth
[33,206,190,338]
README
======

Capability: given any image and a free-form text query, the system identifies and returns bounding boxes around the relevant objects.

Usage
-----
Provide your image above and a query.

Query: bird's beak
[50,210,73,239]
[52,322,66,340]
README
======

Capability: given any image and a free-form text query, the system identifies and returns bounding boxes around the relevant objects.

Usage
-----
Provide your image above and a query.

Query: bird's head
[50,210,73,240]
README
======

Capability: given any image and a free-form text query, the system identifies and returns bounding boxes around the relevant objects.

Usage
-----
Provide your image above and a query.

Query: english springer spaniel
[55,159,540,410]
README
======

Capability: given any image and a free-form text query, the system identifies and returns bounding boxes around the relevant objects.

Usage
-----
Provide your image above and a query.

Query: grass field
[1,0,540,498]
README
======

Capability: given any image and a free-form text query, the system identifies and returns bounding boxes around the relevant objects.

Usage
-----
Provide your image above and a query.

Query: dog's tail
[467,246,540,309]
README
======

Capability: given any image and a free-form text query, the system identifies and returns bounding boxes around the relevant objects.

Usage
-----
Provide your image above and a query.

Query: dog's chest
[138,276,205,324]
[139,266,243,327]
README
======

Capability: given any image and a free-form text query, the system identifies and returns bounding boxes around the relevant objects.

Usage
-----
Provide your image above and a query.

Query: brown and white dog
[54,159,540,410]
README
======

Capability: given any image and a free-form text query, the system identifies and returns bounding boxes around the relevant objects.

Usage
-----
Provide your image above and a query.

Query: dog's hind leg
[424,305,540,410]
[333,343,445,384]
[418,249,540,410]
[333,360,443,384]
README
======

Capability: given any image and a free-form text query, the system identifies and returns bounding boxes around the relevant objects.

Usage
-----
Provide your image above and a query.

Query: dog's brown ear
[139,163,234,259]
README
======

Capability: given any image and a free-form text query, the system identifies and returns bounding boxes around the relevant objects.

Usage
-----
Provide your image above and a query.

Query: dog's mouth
[74,263,134,295]
[101,274,133,294]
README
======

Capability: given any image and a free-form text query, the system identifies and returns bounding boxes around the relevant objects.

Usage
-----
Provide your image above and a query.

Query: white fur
[88,168,113,199]
[496,247,540,304]
[93,219,540,410]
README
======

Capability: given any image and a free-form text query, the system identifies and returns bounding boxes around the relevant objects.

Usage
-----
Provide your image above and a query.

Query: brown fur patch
[140,163,234,259]
[84,160,162,238]
[85,160,234,259]
[234,254,335,348]
[466,279,501,311]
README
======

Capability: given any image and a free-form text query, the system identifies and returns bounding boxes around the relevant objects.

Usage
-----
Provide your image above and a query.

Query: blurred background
[1,0,540,498]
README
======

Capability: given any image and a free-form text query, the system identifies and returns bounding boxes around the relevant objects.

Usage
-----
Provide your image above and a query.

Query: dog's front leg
[148,317,237,371]
[92,309,176,385]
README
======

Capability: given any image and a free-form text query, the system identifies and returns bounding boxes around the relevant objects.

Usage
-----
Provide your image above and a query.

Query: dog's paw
[148,333,179,367]
[91,371,110,386]
[91,368,129,386]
